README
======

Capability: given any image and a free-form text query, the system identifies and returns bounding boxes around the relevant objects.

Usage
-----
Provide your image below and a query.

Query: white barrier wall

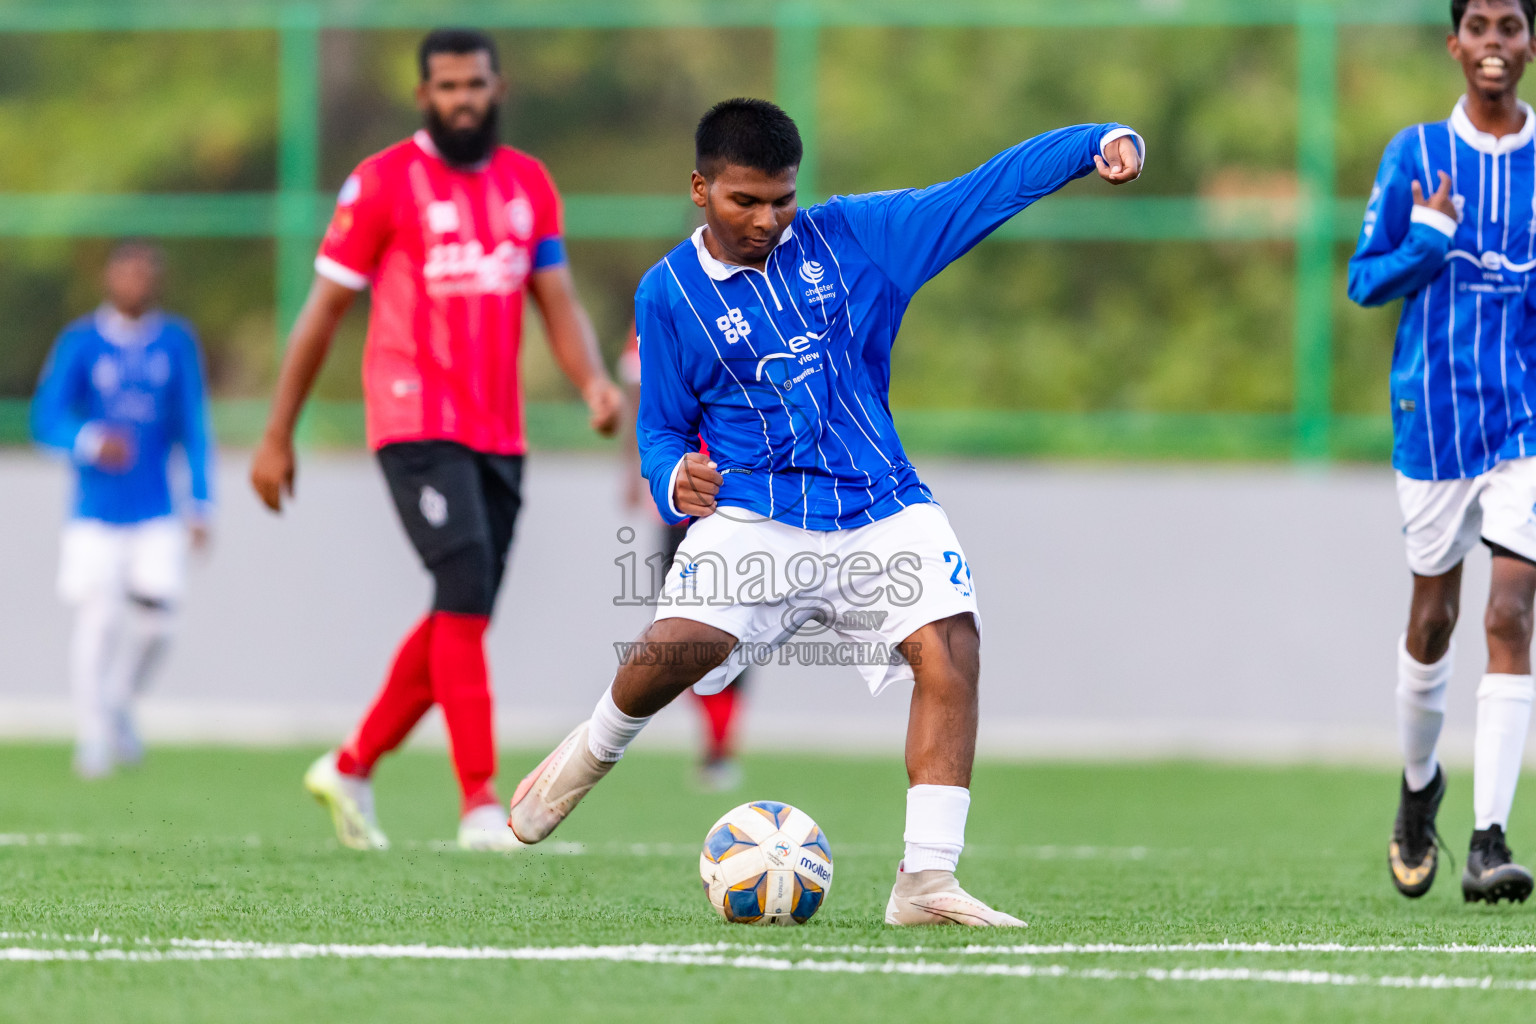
[0,450,1494,762]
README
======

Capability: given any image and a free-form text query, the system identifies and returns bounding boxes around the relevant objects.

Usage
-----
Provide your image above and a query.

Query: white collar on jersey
[1450,97,1536,155]
[691,223,796,281]
[412,129,493,172]
[94,304,162,348]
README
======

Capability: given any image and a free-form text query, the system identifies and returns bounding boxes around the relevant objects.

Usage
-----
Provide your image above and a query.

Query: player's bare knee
[1485,591,1535,652]
[1407,603,1458,657]
[908,614,979,692]
[614,618,737,708]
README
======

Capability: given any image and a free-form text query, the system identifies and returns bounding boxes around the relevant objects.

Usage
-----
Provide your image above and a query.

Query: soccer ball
[698,800,833,925]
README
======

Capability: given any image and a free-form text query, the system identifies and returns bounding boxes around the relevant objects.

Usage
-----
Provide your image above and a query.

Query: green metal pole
[276,4,321,345]
[1293,4,1337,461]
[774,3,819,200]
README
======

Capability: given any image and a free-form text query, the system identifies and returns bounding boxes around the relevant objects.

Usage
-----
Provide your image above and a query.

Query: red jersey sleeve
[527,159,567,271]
[529,159,564,241]
[315,160,394,290]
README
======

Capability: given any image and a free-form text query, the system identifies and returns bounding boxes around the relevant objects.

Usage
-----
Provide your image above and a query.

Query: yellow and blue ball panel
[802,825,832,864]
[703,823,758,864]
[748,801,792,829]
[725,872,768,923]
[791,875,825,924]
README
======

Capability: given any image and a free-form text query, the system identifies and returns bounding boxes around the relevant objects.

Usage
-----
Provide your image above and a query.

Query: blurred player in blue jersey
[31,241,213,779]
[1350,0,1536,905]
[510,98,1142,926]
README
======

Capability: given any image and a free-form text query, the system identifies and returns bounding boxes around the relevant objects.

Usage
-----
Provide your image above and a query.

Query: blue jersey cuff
[533,236,567,270]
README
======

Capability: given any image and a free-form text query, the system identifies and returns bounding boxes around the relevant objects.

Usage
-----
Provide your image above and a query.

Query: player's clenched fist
[250,434,296,513]
[584,379,626,437]
[1411,171,1458,222]
[1093,134,1142,185]
[673,451,722,518]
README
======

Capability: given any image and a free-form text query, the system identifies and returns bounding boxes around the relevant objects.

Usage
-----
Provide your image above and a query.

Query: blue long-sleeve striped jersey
[31,307,214,524]
[637,122,1142,529]
[1348,98,1536,480]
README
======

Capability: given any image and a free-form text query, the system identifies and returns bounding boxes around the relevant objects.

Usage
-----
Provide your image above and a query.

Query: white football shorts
[652,501,981,697]
[58,516,188,605]
[1397,456,1536,577]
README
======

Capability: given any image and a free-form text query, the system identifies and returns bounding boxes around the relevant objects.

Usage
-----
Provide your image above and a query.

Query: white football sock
[587,685,651,763]
[105,600,173,711]
[1397,635,1452,791]
[69,593,124,755]
[902,784,970,873]
[1474,673,1534,830]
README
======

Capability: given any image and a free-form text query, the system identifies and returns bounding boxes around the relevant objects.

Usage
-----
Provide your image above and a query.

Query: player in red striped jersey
[251,28,623,851]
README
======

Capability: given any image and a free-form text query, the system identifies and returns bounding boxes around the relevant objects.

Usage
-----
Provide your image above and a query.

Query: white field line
[10,934,1536,957]
[0,835,1154,860]
[0,834,85,846]
[2,940,1536,991]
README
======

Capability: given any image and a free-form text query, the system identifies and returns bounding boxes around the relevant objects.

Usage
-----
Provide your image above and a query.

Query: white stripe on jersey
[1475,291,1489,466]
[771,259,847,522]
[1422,285,1439,478]
[1500,300,1513,431]
[1419,124,1440,477]
[803,212,902,484]
[713,271,810,528]
[1449,258,1466,477]
[662,256,779,511]
[737,271,840,528]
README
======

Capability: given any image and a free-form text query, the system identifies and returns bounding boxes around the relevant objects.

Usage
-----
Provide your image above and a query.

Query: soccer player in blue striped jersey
[31,241,213,779]
[1349,0,1536,905]
[509,98,1143,926]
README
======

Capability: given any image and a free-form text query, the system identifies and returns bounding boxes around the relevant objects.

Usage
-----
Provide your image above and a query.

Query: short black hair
[1453,0,1536,29]
[418,28,499,81]
[107,238,164,267]
[695,98,802,179]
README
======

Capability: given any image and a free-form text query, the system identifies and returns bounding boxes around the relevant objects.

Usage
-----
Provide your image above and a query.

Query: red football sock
[694,684,741,761]
[338,615,435,777]
[429,611,498,813]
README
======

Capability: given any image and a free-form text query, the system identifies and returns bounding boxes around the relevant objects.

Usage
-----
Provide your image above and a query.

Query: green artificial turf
[3,744,1536,1022]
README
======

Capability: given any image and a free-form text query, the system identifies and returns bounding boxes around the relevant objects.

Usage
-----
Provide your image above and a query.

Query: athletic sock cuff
[1477,673,1535,703]
[902,843,963,874]
[903,784,971,847]
[587,686,651,763]
[1399,634,1454,690]
[335,748,369,778]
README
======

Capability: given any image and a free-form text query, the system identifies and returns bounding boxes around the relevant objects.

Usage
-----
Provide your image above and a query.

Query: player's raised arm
[249,276,357,512]
[1347,132,1459,308]
[827,122,1144,297]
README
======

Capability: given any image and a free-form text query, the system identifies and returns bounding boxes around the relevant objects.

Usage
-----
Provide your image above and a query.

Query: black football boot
[1462,825,1534,904]
[1388,766,1446,898]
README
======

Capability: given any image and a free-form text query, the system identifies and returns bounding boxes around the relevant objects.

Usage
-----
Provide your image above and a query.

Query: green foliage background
[0,21,1478,426]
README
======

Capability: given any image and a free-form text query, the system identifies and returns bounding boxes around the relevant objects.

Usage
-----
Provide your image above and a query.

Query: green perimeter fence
[0,0,1458,458]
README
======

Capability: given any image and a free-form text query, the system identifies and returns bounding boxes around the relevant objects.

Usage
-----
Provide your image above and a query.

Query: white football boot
[303,751,389,851]
[884,863,1026,927]
[695,757,743,793]
[457,803,528,852]
[111,708,144,769]
[507,722,615,843]
[73,742,114,781]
